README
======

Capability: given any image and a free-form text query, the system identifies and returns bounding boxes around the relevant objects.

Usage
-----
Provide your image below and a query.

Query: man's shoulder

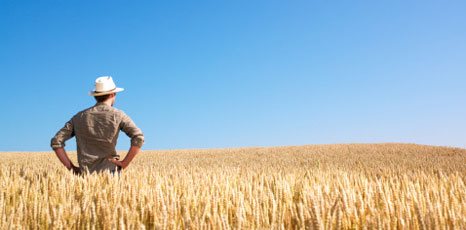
[71,104,114,117]
[71,104,128,121]
[112,107,129,118]
[73,105,97,116]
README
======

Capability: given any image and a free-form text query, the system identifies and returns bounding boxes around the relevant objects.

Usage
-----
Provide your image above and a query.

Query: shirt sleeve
[119,112,144,147]
[50,119,75,149]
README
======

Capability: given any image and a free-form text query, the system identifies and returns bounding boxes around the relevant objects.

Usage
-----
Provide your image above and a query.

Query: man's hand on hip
[108,157,128,169]
[108,146,140,170]
[71,165,81,175]
[53,147,81,174]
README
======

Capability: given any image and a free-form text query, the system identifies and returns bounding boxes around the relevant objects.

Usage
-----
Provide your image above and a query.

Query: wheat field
[0,144,465,229]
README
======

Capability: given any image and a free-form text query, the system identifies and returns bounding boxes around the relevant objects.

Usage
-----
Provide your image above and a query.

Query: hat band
[95,87,116,93]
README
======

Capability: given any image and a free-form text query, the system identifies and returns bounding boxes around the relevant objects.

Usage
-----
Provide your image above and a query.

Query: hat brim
[89,87,124,96]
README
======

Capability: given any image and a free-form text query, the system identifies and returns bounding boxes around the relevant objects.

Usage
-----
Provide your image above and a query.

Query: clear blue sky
[1,0,465,151]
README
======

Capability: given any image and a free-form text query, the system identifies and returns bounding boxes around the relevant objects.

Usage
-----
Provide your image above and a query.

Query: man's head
[89,76,124,106]
[94,93,116,106]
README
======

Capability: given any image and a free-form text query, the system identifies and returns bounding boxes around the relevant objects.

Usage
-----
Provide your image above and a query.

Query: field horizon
[2,142,465,154]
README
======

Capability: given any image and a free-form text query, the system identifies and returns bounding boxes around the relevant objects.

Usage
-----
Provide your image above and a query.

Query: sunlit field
[1,144,465,229]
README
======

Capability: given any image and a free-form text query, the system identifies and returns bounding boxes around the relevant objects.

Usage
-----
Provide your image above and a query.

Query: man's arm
[110,112,144,169]
[53,147,79,173]
[109,146,140,169]
[51,119,75,149]
[51,119,79,173]
[119,112,144,147]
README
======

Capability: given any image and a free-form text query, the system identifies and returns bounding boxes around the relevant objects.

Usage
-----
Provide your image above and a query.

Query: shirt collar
[95,102,111,107]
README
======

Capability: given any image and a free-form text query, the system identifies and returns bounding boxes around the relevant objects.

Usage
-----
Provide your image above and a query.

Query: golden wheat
[0,144,465,229]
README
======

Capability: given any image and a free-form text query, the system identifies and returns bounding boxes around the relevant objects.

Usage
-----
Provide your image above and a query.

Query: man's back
[51,103,144,173]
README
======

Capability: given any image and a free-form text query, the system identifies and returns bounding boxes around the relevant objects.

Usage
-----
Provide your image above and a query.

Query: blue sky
[1,0,465,151]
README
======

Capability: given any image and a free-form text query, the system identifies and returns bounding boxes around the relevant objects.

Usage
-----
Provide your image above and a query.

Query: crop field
[1,144,465,229]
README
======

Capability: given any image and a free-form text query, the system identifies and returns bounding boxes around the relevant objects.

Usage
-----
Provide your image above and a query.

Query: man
[51,76,144,174]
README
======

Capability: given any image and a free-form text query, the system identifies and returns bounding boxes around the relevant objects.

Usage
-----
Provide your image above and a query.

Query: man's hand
[53,147,81,174]
[108,146,140,170]
[108,157,127,169]
[71,165,81,175]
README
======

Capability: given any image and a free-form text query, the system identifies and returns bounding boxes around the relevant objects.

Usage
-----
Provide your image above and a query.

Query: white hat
[89,76,124,96]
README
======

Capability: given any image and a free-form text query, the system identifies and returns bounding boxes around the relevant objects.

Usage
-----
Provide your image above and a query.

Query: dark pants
[110,165,122,175]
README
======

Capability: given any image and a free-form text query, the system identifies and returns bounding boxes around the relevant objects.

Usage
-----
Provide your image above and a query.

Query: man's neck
[105,100,113,107]
[98,100,113,107]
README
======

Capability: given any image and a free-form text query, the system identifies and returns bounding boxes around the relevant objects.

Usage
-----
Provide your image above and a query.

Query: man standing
[51,76,144,174]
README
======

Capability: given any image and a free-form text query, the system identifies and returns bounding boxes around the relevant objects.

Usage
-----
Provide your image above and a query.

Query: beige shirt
[51,102,144,173]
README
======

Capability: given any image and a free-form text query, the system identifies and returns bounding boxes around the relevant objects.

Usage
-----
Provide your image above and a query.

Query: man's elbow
[130,135,144,148]
[50,137,65,150]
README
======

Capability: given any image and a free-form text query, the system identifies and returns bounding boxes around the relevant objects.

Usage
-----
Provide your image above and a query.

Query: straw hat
[89,76,124,96]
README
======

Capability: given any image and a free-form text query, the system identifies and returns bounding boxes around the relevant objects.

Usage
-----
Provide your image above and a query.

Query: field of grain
[1,144,465,229]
